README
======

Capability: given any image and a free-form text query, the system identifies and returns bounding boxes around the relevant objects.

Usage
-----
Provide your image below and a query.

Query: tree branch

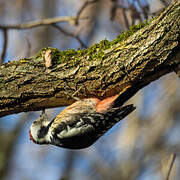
[0,1,179,117]
[0,16,85,30]
[165,153,176,180]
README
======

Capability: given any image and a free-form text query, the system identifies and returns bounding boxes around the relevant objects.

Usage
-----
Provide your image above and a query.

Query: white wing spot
[76,119,84,127]
[57,128,81,139]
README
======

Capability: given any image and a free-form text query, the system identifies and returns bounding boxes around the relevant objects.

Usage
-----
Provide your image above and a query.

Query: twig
[165,153,176,180]
[52,24,87,48]
[0,29,8,62]
[75,0,98,25]
[0,16,86,30]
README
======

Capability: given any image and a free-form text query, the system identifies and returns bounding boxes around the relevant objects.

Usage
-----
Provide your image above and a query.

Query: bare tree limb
[0,1,179,117]
[0,16,86,30]
[165,153,176,180]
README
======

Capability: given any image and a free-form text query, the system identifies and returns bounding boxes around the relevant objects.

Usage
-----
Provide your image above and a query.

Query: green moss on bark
[35,19,153,65]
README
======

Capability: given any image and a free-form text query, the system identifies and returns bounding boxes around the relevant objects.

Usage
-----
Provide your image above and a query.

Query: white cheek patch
[30,125,39,142]
[30,122,51,144]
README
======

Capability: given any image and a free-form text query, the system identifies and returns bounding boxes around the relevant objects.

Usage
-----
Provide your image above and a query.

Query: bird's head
[29,112,51,145]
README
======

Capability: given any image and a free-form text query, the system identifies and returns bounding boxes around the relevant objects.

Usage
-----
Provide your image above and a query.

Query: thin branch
[165,153,176,180]
[0,29,8,63]
[75,0,98,25]
[52,24,87,48]
[0,16,86,30]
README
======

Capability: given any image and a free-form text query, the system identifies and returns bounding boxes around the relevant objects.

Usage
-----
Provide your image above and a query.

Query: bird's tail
[106,104,136,121]
[95,104,136,137]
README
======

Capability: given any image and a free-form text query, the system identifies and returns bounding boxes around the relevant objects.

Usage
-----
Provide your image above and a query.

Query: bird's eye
[33,121,37,124]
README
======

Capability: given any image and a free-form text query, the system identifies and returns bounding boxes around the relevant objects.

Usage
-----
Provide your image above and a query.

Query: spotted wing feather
[51,104,135,149]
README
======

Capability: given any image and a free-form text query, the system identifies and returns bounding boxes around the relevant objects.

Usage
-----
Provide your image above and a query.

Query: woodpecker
[29,95,135,149]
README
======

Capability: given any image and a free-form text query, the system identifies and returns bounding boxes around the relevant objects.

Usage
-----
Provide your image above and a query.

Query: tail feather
[95,104,136,137]
[106,104,136,121]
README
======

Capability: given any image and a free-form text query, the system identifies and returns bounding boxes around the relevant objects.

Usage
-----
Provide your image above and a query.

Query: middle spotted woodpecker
[29,95,135,149]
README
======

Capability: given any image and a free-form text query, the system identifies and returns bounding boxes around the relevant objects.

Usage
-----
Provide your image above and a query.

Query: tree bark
[0,1,179,117]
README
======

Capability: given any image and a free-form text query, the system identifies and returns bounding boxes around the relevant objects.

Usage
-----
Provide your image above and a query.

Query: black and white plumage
[29,95,135,149]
